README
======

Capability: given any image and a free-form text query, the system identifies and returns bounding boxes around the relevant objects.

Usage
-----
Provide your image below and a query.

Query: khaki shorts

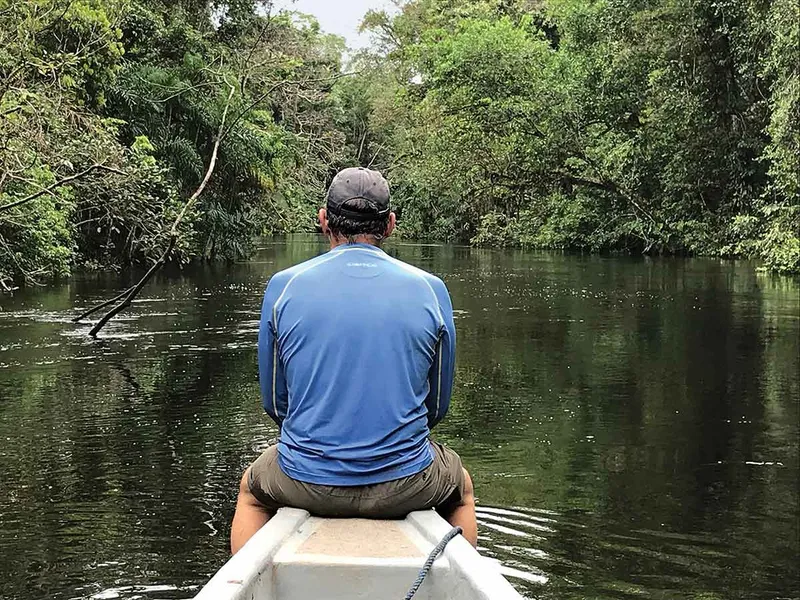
[248,441,466,519]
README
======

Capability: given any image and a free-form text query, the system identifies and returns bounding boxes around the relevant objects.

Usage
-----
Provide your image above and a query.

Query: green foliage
[762,0,800,201]
[359,0,799,273]
[106,1,349,259]
[1,0,350,287]
[0,186,74,283]
[1,0,797,286]
[756,204,800,274]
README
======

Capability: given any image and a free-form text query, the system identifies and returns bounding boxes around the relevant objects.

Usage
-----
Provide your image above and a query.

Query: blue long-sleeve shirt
[257,242,456,486]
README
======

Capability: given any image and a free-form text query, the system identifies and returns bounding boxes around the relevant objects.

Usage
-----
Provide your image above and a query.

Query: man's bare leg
[438,468,478,547]
[230,468,273,554]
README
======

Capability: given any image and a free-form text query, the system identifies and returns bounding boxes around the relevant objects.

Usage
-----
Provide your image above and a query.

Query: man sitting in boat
[230,167,477,553]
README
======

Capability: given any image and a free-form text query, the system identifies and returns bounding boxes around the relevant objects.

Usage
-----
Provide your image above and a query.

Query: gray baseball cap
[326,167,390,220]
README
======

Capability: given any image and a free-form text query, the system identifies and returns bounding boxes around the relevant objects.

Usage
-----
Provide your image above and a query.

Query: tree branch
[86,83,237,338]
[240,7,274,94]
[72,285,135,322]
[35,1,75,37]
[0,164,126,213]
[222,71,361,141]
[0,105,22,117]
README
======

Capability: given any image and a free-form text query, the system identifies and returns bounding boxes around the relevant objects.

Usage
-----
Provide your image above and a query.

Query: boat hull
[195,508,523,599]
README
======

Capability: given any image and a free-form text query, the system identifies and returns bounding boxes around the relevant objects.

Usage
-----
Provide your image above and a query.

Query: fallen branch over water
[72,285,135,323]
[77,83,236,337]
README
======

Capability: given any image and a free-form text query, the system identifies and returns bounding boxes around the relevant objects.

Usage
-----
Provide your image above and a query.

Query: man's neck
[329,235,381,250]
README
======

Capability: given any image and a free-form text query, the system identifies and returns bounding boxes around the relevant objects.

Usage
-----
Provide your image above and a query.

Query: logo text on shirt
[347,262,378,268]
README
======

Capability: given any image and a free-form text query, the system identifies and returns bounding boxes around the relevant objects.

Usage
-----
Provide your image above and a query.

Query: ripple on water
[81,584,198,600]
[474,504,559,594]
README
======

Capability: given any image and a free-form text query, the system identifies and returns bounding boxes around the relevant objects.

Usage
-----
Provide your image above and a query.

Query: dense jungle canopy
[0,0,798,289]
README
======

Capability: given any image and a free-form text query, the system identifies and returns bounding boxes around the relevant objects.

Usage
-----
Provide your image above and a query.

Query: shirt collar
[330,243,385,253]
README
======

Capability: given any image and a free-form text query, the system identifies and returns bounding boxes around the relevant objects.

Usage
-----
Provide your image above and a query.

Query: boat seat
[295,518,425,558]
[272,515,448,599]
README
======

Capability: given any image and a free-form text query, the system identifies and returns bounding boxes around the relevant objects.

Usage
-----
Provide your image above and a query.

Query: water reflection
[0,237,797,600]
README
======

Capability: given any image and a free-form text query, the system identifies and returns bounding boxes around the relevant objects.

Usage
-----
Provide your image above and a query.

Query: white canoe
[195,508,524,599]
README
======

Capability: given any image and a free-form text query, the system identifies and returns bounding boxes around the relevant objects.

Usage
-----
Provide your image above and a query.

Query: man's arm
[425,278,456,429]
[258,274,289,426]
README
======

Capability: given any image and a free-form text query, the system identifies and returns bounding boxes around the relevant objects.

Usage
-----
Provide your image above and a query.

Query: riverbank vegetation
[0,0,351,289]
[1,0,798,289]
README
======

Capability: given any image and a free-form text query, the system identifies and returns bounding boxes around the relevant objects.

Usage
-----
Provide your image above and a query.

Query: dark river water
[0,237,798,600]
